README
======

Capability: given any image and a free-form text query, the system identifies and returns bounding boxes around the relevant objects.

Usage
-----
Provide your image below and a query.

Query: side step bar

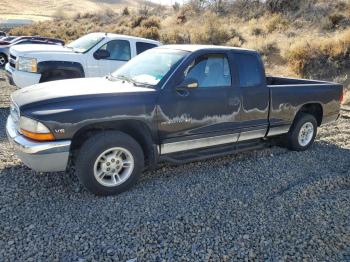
[160,139,272,164]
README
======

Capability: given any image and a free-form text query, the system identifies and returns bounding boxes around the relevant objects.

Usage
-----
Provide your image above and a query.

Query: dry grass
[284,29,350,79]
[0,0,146,21]
[6,0,350,92]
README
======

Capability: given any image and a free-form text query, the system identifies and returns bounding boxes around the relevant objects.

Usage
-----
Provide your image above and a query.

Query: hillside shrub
[161,30,190,44]
[131,15,147,28]
[285,29,350,79]
[134,27,160,40]
[265,0,302,13]
[141,16,161,29]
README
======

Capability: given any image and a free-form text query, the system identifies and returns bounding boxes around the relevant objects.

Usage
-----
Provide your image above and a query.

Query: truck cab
[5,32,160,88]
[6,45,343,195]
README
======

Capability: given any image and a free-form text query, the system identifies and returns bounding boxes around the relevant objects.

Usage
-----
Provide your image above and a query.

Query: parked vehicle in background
[6,45,343,195]
[0,36,18,44]
[0,36,64,46]
[0,36,65,67]
[5,32,161,88]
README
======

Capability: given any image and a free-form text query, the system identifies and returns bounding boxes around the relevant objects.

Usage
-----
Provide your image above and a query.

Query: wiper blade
[106,73,119,81]
[113,75,153,87]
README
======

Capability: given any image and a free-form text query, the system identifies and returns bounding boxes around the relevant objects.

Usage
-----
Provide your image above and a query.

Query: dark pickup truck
[6,45,343,195]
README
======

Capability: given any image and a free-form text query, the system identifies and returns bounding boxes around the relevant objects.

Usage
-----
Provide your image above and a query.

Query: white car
[5,32,161,88]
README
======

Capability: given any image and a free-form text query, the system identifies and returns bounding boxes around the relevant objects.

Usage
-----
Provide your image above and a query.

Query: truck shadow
[1,140,349,200]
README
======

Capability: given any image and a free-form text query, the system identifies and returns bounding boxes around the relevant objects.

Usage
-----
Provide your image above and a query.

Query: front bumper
[6,116,71,172]
[4,63,15,86]
[5,63,41,88]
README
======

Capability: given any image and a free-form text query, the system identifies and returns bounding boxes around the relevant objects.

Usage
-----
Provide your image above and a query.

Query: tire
[75,131,144,196]
[286,113,317,151]
[0,54,7,67]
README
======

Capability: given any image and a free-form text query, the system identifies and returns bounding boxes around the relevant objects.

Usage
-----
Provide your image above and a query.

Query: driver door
[157,52,241,154]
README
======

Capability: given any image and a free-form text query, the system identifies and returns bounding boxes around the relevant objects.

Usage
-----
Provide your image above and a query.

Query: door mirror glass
[94,49,110,60]
[177,78,199,89]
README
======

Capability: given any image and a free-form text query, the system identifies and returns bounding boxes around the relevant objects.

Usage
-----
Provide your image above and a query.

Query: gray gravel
[0,70,349,261]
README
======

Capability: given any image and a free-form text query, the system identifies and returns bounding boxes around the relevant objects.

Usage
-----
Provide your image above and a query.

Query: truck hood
[12,77,156,108]
[10,44,73,56]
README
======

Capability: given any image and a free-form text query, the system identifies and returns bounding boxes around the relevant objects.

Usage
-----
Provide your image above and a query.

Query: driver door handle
[176,87,190,97]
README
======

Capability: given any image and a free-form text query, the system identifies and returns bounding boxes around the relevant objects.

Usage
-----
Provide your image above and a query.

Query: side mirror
[176,78,199,90]
[94,49,110,60]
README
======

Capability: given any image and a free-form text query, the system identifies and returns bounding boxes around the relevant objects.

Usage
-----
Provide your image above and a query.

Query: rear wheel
[286,113,317,151]
[75,131,144,196]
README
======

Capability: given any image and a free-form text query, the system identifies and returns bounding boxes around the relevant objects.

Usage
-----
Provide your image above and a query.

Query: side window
[99,40,131,61]
[183,54,231,88]
[235,53,262,87]
[136,42,157,55]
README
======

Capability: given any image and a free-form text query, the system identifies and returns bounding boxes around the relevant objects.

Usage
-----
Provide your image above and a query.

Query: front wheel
[75,131,144,196]
[0,54,7,67]
[286,113,317,151]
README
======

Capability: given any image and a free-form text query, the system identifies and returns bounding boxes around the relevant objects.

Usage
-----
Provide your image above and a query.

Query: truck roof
[95,32,160,45]
[158,44,257,53]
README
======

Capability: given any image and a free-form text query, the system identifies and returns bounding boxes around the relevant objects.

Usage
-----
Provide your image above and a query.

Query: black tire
[75,131,144,196]
[286,113,317,151]
[0,53,7,67]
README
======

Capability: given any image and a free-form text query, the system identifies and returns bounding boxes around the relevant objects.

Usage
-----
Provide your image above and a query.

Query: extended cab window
[136,42,157,55]
[235,53,262,87]
[99,40,131,61]
[183,54,231,88]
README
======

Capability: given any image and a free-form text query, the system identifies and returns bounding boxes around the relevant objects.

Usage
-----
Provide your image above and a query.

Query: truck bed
[266,76,336,86]
[266,76,343,133]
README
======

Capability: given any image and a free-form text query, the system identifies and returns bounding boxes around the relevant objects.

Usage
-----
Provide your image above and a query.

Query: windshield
[111,48,189,86]
[2,36,17,42]
[66,34,105,53]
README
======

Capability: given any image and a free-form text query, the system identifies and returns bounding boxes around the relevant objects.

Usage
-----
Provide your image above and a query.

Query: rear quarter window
[136,42,158,55]
[235,53,263,87]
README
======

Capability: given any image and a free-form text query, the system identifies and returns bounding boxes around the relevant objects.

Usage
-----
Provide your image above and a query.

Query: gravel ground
[0,70,349,261]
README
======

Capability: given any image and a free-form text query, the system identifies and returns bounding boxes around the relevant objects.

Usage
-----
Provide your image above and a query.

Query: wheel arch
[70,120,158,169]
[294,103,323,126]
[38,60,85,82]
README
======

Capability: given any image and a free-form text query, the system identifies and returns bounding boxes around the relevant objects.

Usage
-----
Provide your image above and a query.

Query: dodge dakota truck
[6,45,343,195]
[5,32,160,88]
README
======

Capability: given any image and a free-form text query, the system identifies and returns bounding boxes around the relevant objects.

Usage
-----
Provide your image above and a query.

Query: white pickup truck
[5,33,160,88]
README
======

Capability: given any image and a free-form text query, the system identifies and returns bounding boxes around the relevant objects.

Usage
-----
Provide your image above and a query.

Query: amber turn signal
[20,129,55,141]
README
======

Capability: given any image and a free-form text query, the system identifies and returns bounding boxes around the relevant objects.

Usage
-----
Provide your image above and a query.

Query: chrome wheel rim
[93,147,134,187]
[298,122,314,147]
[0,56,6,66]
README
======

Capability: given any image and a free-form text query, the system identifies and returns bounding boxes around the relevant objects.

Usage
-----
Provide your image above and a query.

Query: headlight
[16,57,37,73]
[19,116,54,141]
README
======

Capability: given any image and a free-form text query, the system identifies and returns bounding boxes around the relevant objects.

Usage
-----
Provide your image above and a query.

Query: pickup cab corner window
[235,53,263,88]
